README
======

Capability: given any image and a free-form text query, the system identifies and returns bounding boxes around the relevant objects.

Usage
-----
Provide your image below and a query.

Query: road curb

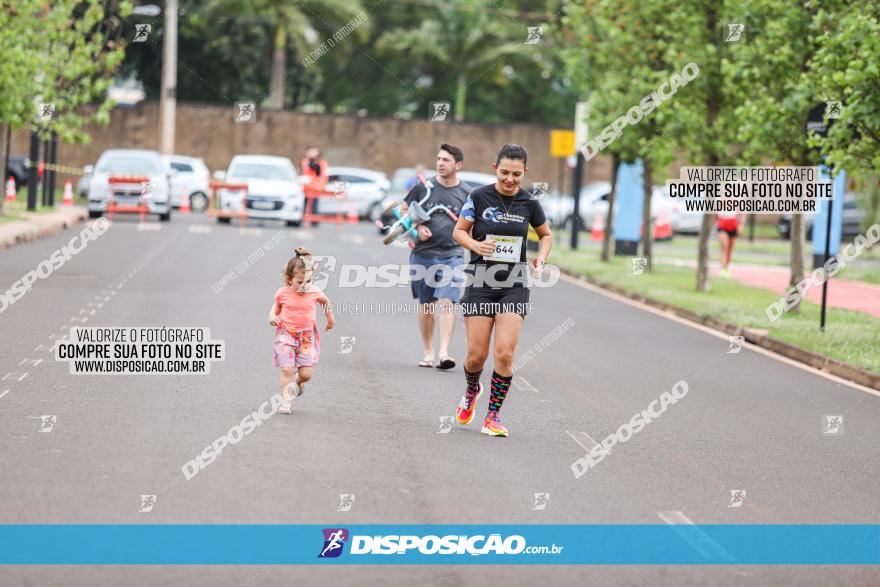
[559,267,880,391]
[0,206,88,251]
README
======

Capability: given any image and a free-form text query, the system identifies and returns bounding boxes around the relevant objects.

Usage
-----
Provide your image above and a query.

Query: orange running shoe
[481,411,508,437]
[455,383,483,425]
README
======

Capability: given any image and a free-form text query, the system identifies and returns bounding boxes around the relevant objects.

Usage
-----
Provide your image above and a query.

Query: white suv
[215,155,305,226]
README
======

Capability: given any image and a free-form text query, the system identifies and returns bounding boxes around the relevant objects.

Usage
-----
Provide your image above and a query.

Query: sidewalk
[657,257,880,318]
[0,206,88,250]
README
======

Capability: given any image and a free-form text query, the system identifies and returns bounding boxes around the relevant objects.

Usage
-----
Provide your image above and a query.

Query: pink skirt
[272,324,320,369]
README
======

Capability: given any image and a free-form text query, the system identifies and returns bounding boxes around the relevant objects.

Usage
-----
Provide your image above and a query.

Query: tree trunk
[601,155,620,262]
[696,3,721,293]
[788,213,805,313]
[641,158,654,272]
[787,153,812,313]
[0,122,7,216]
[268,24,287,110]
[454,73,467,122]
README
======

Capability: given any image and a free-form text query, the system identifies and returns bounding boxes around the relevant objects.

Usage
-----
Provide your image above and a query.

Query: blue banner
[613,159,644,243]
[1,525,878,565]
[812,166,846,257]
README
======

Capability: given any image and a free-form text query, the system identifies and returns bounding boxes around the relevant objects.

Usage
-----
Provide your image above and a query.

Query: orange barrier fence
[106,176,151,221]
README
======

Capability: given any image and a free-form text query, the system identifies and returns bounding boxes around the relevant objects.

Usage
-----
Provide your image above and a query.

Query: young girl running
[268,247,335,414]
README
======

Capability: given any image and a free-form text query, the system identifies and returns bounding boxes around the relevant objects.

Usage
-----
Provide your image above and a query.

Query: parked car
[86,149,172,221]
[558,182,682,238]
[458,171,497,190]
[5,155,30,188]
[389,167,418,201]
[214,154,305,226]
[321,166,390,221]
[78,165,93,198]
[540,191,573,228]
[163,155,211,212]
[652,186,704,234]
[777,192,865,239]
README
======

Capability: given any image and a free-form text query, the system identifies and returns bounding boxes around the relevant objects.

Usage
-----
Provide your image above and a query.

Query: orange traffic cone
[590,211,604,241]
[62,180,74,205]
[179,190,191,213]
[5,176,16,202]
[347,203,358,224]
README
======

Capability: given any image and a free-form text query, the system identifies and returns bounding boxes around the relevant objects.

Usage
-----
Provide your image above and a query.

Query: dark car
[5,155,30,187]
[777,192,865,239]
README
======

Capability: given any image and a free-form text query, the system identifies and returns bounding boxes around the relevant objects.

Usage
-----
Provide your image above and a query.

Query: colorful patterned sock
[488,372,512,414]
[464,368,482,398]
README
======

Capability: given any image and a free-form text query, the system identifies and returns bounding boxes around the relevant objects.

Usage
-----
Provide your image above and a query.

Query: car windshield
[391,171,415,192]
[97,155,163,175]
[228,162,294,181]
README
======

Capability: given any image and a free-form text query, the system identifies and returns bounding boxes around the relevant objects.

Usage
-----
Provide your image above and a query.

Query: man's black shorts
[460,286,530,318]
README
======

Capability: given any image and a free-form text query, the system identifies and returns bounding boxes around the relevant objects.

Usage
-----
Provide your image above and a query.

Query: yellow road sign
[550,129,575,158]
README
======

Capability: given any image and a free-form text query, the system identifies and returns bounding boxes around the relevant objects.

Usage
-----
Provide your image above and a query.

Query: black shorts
[719,227,739,238]
[460,286,530,318]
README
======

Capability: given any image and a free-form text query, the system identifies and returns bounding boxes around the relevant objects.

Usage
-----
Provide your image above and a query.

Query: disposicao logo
[318,528,349,558]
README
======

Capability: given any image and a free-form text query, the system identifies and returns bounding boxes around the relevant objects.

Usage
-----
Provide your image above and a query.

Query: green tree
[724,0,830,313]
[657,0,742,292]
[561,0,680,267]
[206,0,367,109]
[808,1,880,177]
[0,0,127,212]
[376,0,532,122]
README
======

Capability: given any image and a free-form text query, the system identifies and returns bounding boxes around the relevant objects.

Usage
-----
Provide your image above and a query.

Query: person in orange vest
[301,146,328,227]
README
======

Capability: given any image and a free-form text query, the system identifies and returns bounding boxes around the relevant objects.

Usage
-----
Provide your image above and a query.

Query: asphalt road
[1,212,878,586]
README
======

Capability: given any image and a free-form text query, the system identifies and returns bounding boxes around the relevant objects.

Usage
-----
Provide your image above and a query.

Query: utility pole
[159,0,178,154]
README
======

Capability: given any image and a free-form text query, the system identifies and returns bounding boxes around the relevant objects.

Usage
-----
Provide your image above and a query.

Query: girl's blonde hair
[284,247,313,286]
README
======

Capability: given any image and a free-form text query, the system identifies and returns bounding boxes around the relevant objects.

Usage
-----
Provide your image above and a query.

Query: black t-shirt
[460,184,547,288]
[404,180,470,258]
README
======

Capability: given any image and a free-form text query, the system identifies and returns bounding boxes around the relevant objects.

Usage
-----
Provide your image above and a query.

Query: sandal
[436,357,456,370]
[418,359,434,368]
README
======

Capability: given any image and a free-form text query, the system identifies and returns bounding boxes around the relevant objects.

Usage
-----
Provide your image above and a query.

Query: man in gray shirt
[401,144,470,370]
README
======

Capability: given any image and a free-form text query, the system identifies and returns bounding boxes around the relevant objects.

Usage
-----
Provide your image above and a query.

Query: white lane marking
[89,310,96,316]
[565,430,608,456]
[188,225,212,234]
[80,317,88,323]
[656,511,735,562]
[34,345,43,352]
[559,273,880,398]
[97,303,104,309]
[79,309,86,315]
[0,389,8,400]
[137,223,161,232]
[239,227,263,236]
[116,284,123,290]
[69,317,76,322]
[3,372,28,382]
[19,359,42,367]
